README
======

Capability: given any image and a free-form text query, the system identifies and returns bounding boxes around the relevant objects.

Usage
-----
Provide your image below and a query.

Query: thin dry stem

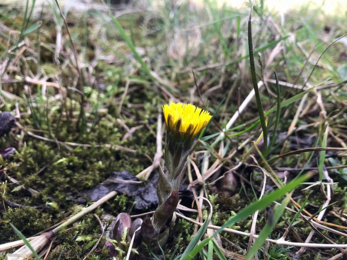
[247,167,267,252]
[118,78,130,116]
[175,212,347,248]
[223,81,264,133]
[26,131,135,153]
[82,214,105,260]
[280,93,308,154]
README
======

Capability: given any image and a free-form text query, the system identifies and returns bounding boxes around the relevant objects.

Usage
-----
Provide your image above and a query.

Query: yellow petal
[163,103,212,136]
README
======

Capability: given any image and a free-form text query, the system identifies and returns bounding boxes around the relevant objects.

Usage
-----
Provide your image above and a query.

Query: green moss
[46,210,109,260]
[0,207,52,243]
[0,75,157,256]
[168,218,195,256]
[113,194,134,212]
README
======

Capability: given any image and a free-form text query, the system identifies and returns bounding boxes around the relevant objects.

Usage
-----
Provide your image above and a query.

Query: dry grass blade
[6,191,117,259]
[7,233,51,260]
[175,211,347,248]
[0,237,39,252]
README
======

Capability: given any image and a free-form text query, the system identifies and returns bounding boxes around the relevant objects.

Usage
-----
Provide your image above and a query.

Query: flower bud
[112,213,131,242]
[220,172,238,195]
[128,218,143,248]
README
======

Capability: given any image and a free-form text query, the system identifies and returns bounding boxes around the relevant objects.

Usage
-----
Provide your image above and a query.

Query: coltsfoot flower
[162,102,212,182]
[163,102,212,139]
[141,103,211,247]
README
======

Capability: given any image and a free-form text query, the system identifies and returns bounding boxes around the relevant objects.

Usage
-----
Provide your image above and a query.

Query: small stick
[223,81,264,134]
[52,191,117,234]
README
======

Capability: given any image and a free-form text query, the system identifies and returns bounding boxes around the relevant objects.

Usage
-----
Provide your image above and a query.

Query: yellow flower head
[163,103,212,137]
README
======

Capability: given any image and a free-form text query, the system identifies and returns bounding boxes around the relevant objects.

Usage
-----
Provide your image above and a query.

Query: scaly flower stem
[142,103,212,247]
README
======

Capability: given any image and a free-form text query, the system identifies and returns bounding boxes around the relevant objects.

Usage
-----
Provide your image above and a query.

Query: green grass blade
[180,216,211,259]
[212,240,227,260]
[201,132,222,142]
[289,197,308,226]
[57,247,65,260]
[207,240,213,260]
[205,0,229,57]
[19,0,30,40]
[248,6,267,150]
[25,0,37,29]
[199,96,226,139]
[180,172,314,260]
[19,0,37,42]
[217,174,313,233]
[191,36,289,73]
[227,120,260,138]
[110,16,151,76]
[108,14,177,93]
[10,223,40,260]
[227,85,315,140]
[169,245,180,260]
[23,21,41,35]
[245,194,291,260]
[0,13,20,30]
[202,123,252,142]
[231,36,290,67]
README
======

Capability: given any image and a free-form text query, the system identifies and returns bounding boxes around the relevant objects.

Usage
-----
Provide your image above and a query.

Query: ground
[0,0,347,259]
